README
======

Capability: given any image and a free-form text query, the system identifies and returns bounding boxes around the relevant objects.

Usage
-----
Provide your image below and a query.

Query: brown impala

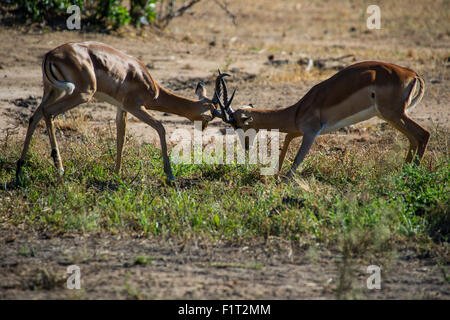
[16,41,231,184]
[217,61,429,180]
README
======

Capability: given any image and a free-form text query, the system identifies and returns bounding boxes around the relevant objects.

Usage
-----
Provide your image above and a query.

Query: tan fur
[230,61,429,179]
[17,41,221,182]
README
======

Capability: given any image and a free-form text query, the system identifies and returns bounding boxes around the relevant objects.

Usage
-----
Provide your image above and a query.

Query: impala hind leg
[384,113,430,164]
[42,93,91,173]
[16,85,56,183]
[16,104,46,184]
[16,92,91,184]
[43,112,64,175]
[402,115,430,163]
[125,106,174,181]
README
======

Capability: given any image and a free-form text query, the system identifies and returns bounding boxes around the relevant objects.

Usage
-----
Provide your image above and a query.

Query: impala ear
[195,82,207,100]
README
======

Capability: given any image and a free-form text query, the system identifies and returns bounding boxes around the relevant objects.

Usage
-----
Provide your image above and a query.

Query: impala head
[193,71,235,130]
[229,106,259,150]
[214,76,259,150]
[212,72,256,131]
[228,106,255,131]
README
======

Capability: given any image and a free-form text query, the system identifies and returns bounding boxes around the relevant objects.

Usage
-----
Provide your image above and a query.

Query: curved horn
[214,89,229,122]
[218,71,235,115]
[221,77,229,107]
[213,70,230,103]
[214,77,222,103]
[225,88,236,115]
[212,69,236,124]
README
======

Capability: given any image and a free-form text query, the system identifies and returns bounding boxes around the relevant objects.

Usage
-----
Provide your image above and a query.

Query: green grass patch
[0,127,448,256]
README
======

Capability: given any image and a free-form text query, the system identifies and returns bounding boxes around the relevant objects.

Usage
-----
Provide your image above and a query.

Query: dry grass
[36,109,92,135]
[259,64,334,84]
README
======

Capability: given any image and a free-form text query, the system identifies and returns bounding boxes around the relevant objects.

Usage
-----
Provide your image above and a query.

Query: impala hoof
[165,176,175,186]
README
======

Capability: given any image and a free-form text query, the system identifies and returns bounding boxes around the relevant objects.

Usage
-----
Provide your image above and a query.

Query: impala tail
[406,75,425,111]
[43,53,75,95]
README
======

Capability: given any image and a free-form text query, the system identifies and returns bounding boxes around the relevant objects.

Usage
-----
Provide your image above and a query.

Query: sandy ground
[0,0,449,299]
[1,231,448,299]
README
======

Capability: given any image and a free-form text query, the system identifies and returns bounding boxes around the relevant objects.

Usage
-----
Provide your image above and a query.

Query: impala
[16,41,231,184]
[217,61,429,179]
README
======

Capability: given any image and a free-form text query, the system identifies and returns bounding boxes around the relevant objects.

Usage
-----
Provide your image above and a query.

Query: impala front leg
[126,106,175,182]
[115,109,127,174]
[277,133,300,176]
[285,124,324,180]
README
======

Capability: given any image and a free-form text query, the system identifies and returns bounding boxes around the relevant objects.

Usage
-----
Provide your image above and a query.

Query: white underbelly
[321,106,379,134]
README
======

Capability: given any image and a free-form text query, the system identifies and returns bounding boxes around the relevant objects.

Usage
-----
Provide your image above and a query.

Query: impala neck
[248,105,297,132]
[153,85,204,121]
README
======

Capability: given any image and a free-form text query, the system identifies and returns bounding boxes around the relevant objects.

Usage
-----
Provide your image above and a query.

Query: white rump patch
[50,64,75,94]
[405,78,420,114]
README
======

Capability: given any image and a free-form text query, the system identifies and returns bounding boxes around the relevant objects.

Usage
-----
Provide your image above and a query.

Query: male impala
[16,41,230,184]
[217,61,429,179]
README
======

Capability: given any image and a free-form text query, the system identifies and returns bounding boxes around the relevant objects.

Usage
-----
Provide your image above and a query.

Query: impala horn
[220,73,236,117]
[214,69,236,124]
[212,70,231,122]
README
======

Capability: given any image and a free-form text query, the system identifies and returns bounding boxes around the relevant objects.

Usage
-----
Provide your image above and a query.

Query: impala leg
[42,93,91,172]
[115,109,128,174]
[126,106,174,181]
[285,125,324,180]
[16,85,60,184]
[278,133,300,174]
[16,92,91,185]
[401,115,430,164]
[16,104,45,184]
[384,113,430,164]
[385,118,418,162]
[43,113,64,175]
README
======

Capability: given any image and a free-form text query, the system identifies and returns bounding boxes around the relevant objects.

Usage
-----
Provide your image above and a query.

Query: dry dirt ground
[0,0,449,299]
[1,231,448,299]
